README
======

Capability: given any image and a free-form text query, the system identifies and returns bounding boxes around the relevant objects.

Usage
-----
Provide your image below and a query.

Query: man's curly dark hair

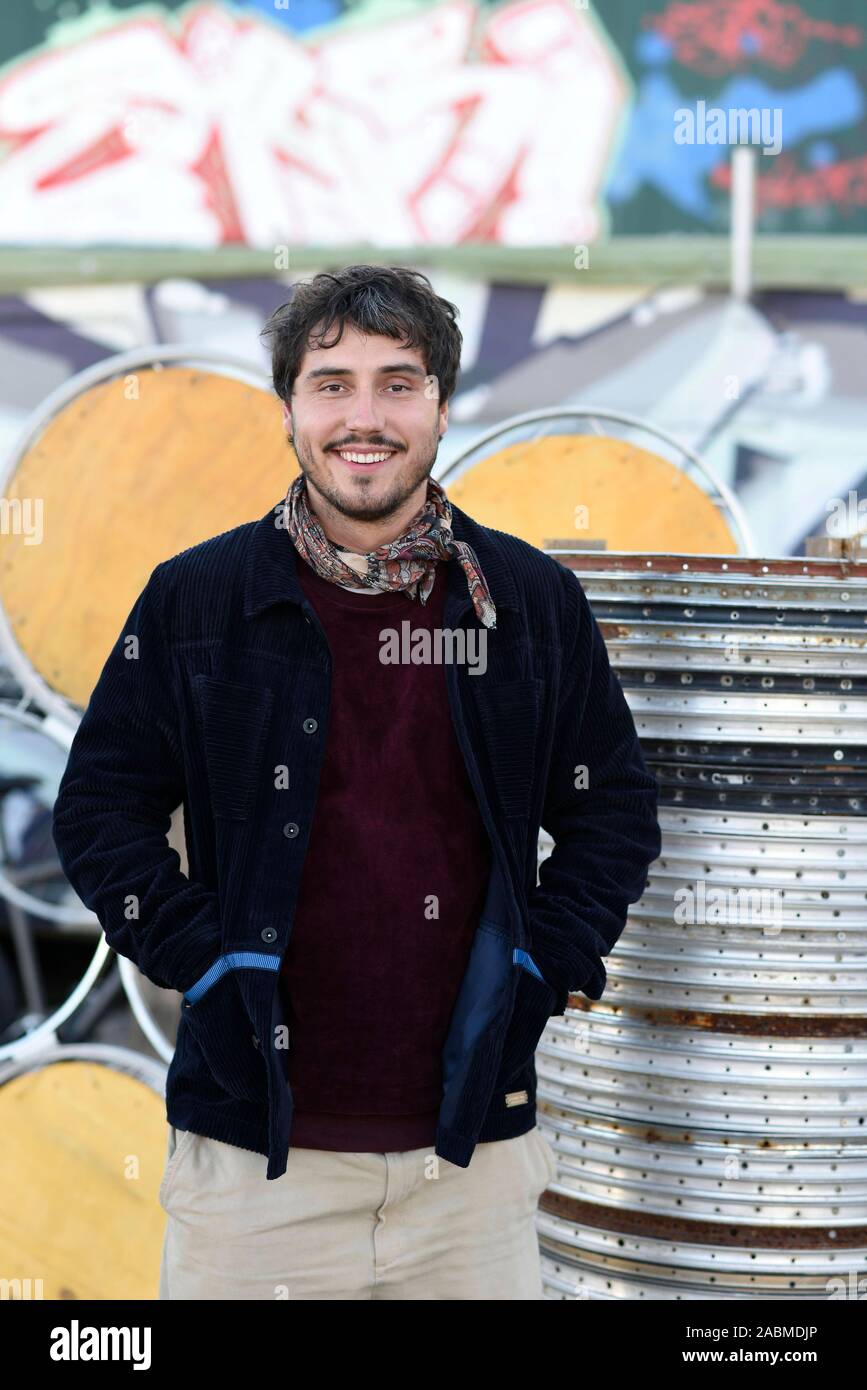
[260,264,463,405]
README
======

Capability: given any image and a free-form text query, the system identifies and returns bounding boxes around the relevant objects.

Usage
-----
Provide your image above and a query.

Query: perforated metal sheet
[533,551,867,1298]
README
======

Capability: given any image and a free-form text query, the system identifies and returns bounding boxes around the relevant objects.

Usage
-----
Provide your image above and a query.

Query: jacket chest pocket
[193,675,275,821]
[471,677,544,820]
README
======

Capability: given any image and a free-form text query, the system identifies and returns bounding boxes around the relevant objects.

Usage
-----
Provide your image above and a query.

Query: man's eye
[318,381,411,393]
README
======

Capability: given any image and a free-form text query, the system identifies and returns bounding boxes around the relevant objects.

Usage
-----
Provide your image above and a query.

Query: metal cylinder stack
[534,552,867,1300]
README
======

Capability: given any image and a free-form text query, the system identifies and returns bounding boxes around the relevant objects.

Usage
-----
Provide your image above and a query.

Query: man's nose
[344,390,387,432]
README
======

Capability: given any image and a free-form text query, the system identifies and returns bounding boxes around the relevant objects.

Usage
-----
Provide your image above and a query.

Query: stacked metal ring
[533,552,867,1300]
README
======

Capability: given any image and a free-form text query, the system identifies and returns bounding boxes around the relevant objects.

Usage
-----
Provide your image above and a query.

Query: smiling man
[283,319,442,542]
[52,265,661,1301]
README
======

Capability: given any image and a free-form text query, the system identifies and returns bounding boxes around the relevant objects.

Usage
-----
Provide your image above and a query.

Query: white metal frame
[0,345,274,730]
[439,406,756,555]
[0,347,273,1065]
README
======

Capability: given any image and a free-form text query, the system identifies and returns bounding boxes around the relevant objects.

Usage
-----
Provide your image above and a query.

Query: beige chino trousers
[157,1122,556,1300]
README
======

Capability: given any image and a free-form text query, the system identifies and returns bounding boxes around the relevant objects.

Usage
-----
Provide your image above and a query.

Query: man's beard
[289,427,440,526]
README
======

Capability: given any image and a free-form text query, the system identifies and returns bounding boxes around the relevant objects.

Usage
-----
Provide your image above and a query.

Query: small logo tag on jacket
[504,1089,529,1107]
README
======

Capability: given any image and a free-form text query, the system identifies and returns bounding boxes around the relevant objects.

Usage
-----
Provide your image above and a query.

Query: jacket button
[260,926,278,943]
[302,717,318,733]
[282,822,300,838]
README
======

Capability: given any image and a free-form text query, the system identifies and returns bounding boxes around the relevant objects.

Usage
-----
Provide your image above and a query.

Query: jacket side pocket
[497,960,558,1084]
[181,966,270,1103]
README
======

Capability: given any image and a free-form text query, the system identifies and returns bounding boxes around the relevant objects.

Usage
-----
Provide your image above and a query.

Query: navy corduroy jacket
[51,495,662,1179]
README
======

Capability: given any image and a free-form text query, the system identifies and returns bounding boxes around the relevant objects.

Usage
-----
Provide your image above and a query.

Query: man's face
[282,323,448,525]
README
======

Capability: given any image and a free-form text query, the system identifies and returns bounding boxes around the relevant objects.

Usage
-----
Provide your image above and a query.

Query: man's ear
[281,400,292,432]
[439,399,449,437]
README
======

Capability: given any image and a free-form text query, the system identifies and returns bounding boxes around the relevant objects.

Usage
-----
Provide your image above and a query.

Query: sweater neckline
[295,554,444,614]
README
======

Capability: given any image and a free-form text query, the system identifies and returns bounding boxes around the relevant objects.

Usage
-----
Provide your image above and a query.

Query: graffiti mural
[0,0,625,247]
[0,0,864,246]
[607,0,867,232]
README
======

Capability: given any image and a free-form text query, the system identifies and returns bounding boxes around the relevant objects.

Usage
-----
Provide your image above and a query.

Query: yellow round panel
[448,436,738,555]
[0,368,298,709]
[0,1061,168,1300]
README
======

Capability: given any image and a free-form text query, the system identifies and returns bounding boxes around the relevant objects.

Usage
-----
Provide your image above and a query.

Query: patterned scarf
[281,473,497,629]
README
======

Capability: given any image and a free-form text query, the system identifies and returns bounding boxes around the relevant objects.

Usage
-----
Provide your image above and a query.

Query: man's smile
[330,446,399,471]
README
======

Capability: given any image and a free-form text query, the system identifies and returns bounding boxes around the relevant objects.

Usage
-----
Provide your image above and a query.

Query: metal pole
[731,145,756,300]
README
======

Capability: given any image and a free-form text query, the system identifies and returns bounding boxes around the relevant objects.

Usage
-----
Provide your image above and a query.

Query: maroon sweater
[279,555,493,1151]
